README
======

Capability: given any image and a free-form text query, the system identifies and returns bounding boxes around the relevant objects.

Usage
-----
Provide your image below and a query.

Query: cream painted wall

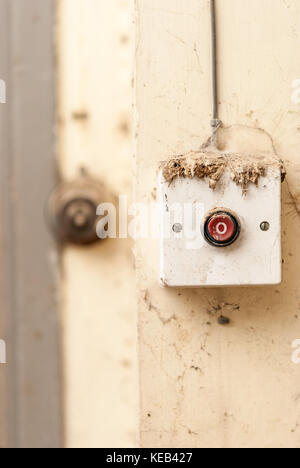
[57,0,300,449]
[57,0,138,448]
[136,0,300,448]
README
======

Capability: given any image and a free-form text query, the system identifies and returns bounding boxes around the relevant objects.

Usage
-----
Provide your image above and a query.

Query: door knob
[47,174,106,245]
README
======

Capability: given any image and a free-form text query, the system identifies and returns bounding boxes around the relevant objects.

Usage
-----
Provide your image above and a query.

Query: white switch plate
[159,168,282,287]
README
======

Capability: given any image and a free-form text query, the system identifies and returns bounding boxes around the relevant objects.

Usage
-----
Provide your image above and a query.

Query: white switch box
[159,167,282,287]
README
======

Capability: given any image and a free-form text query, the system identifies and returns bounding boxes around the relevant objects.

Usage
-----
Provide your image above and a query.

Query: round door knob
[47,174,107,245]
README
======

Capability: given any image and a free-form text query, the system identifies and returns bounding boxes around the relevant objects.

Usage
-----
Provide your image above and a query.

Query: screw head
[260,221,270,232]
[172,223,183,233]
[62,198,97,243]
[72,212,89,229]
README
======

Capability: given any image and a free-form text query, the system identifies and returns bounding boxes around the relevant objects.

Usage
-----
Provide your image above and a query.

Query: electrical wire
[210,0,222,146]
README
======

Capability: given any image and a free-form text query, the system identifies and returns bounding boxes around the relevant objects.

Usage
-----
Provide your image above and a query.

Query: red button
[207,214,236,243]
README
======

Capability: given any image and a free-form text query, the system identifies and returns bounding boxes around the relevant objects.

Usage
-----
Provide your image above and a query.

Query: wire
[211,0,217,120]
[210,0,221,146]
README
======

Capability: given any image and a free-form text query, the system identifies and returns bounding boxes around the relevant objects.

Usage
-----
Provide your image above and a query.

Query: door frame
[0,0,62,448]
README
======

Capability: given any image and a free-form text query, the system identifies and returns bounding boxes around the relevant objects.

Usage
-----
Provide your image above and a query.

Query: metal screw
[172,223,183,233]
[72,211,89,229]
[260,221,270,232]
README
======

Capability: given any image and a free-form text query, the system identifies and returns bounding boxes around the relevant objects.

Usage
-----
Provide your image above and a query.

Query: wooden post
[57,0,138,448]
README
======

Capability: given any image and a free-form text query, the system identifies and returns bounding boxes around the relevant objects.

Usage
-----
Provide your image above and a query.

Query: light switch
[159,165,282,287]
